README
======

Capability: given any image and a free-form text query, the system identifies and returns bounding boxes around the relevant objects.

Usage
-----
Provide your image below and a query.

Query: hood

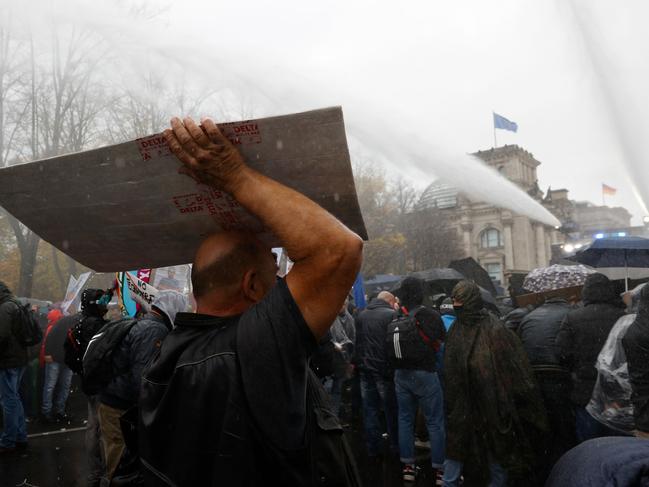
[399,277,424,309]
[152,290,189,326]
[0,281,12,300]
[47,308,63,325]
[451,280,486,323]
[582,273,620,306]
[366,297,393,311]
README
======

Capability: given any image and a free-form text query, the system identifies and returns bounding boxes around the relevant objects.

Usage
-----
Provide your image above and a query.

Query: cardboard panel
[0,107,367,272]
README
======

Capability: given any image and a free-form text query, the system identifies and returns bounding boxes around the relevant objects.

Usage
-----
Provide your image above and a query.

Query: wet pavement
[1,381,435,487]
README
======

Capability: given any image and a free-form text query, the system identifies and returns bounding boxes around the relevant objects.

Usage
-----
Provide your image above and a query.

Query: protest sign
[61,272,92,314]
[0,107,367,272]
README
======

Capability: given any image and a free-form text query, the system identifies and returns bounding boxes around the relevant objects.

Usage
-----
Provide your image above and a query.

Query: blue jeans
[443,459,507,487]
[394,369,445,468]
[0,367,28,448]
[575,407,619,443]
[41,362,73,416]
[360,370,399,456]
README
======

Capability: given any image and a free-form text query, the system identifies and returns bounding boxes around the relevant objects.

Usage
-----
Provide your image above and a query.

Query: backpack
[64,314,106,375]
[10,300,43,347]
[386,306,438,369]
[81,318,138,396]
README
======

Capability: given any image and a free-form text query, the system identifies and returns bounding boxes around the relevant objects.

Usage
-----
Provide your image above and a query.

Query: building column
[502,218,515,270]
[461,222,473,258]
[535,223,547,267]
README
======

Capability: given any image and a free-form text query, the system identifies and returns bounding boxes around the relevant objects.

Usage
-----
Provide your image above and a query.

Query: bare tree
[403,208,464,271]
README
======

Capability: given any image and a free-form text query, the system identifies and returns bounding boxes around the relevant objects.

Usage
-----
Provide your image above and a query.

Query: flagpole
[493,112,497,148]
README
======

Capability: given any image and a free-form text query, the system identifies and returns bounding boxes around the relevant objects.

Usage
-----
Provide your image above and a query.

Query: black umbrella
[567,236,649,291]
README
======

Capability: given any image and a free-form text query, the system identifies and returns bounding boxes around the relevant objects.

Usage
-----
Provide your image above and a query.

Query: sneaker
[403,464,417,482]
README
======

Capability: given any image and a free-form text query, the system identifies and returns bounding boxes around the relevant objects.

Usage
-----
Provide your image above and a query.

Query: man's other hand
[164,117,248,193]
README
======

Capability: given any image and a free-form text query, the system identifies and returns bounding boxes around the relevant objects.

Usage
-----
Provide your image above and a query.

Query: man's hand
[44,355,53,363]
[163,117,248,193]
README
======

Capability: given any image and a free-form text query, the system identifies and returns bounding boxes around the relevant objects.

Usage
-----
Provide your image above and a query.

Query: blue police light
[617,232,627,237]
[594,233,605,239]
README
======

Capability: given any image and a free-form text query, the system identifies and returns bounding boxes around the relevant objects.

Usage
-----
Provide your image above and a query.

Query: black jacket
[100,313,170,410]
[138,280,359,487]
[518,298,572,370]
[0,284,27,369]
[44,314,78,364]
[355,298,396,376]
[622,285,649,432]
[557,274,625,407]
[504,306,533,333]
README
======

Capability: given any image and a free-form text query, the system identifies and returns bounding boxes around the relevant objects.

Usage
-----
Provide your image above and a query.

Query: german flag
[602,183,617,196]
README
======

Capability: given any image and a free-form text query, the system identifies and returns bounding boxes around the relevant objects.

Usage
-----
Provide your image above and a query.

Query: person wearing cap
[97,290,189,483]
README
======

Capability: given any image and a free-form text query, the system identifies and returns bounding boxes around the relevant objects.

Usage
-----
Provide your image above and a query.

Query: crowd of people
[0,115,648,487]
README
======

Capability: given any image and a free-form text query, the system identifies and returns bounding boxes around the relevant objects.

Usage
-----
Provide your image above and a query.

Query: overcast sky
[161,0,649,224]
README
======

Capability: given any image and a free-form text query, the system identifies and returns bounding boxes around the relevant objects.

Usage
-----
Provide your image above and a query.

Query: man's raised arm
[164,117,363,339]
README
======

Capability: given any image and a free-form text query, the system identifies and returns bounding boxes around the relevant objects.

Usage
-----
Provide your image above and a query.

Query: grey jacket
[99,312,170,410]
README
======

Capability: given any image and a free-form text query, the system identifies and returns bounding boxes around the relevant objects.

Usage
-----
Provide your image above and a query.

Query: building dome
[417,180,459,210]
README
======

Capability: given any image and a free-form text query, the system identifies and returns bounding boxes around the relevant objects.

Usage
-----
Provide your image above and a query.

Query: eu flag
[493,112,518,132]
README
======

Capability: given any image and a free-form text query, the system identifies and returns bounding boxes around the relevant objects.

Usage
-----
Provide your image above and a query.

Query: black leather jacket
[518,299,572,370]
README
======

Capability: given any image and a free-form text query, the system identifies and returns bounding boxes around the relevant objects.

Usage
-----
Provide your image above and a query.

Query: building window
[485,262,503,285]
[480,228,503,248]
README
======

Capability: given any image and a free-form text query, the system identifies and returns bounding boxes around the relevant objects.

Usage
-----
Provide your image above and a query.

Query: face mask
[453,305,463,313]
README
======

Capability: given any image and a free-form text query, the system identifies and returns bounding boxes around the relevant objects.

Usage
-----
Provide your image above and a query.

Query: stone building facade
[418,145,559,286]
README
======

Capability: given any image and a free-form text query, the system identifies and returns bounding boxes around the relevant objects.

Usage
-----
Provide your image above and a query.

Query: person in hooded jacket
[622,283,649,438]
[40,307,75,423]
[98,290,188,483]
[59,288,109,487]
[443,280,547,487]
[355,291,399,458]
[517,296,576,482]
[0,281,28,453]
[556,273,625,443]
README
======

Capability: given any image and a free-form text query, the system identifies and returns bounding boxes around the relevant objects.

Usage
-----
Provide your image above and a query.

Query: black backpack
[64,314,107,375]
[81,318,138,396]
[386,306,436,369]
[10,300,43,347]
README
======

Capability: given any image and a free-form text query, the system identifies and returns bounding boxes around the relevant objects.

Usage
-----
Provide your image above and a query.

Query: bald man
[354,291,400,459]
[138,117,362,487]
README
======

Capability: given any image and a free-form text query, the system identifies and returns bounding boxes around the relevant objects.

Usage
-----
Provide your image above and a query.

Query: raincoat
[444,281,548,485]
[622,284,649,433]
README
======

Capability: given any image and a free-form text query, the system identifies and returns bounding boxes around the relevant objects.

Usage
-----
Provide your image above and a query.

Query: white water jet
[566,0,649,216]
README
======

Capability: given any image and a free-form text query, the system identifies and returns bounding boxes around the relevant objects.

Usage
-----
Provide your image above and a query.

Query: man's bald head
[191,231,277,312]
[377,291,396,308]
